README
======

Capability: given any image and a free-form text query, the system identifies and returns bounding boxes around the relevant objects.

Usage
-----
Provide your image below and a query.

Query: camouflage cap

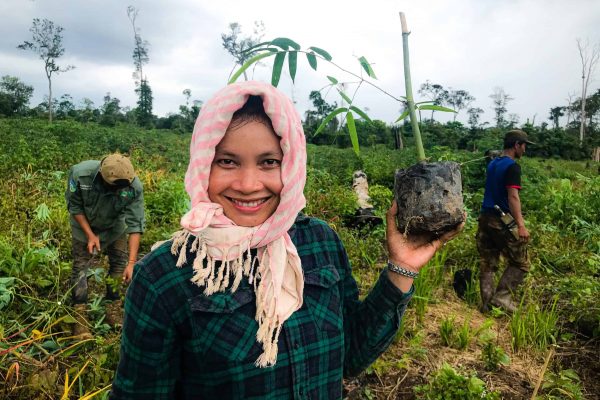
[99,154,135,185]
[504,129,535,145]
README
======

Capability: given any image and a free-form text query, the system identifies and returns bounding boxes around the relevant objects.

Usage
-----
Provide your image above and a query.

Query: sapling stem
[400,12,426,161]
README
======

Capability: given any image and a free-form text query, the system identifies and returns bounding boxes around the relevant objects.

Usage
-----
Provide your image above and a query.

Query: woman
[110,81,460,399]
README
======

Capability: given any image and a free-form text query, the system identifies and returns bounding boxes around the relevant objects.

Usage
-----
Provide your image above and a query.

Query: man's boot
[490,266,526,313]
[72,304,93,339]
[104,299,123,327]
[479,269,496,313]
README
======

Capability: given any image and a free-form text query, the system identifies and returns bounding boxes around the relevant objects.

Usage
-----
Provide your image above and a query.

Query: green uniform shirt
[66,160,145,245]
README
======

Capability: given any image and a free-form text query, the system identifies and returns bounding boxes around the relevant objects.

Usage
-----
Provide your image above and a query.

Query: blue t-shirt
[481,156,521,214]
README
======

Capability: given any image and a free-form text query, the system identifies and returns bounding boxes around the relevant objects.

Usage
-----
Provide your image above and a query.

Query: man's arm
[123,232,141,283]
[507,187,529,242]
[73,214,101,253]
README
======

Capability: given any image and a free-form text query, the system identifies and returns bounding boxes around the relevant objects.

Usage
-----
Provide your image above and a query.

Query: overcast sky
[2,0,599,126]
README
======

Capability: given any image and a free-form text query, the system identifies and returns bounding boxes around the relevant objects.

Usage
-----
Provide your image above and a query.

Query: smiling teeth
[231,198,267,207]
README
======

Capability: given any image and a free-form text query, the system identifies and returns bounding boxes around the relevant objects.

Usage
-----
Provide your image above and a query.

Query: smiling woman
[110,81,461,400]
[208,98,284,227]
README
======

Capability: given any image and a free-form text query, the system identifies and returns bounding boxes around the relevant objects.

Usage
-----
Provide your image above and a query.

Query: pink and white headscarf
[164,81,307,367]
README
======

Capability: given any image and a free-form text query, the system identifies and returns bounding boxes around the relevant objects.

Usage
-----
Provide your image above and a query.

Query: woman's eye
[262,159,281,168]
[216,159,236,167]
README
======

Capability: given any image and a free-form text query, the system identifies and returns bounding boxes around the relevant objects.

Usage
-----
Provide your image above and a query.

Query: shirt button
[294,342,300,350]
[299,388,304,395]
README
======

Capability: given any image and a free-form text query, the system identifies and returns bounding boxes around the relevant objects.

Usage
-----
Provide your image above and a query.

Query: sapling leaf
[241,41,271,55]
[308,46,332,61]
[271,37,301,50]
[229,52,275,84]
[271,52,286,87]
[418,104,456,113]
[306,52,317,70]
[314,107,348,136]
[327,76,338,85]
[395,109,410,122]
[358,56,377,79]
[349,106,372,122]
[288,51,297,83]
[346,111,360,155]
[337,89,352,105]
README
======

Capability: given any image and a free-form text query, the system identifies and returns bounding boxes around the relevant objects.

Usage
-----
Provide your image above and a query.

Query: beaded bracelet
[387,260,419,279]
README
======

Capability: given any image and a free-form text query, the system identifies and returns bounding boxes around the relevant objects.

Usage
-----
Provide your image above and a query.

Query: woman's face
[208,120,284,227]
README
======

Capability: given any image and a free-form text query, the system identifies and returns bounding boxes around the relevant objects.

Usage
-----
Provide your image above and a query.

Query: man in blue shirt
[477,130,533,312]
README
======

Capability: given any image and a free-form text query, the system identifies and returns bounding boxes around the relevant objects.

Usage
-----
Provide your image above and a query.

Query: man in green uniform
[477,130,532,313]
[66,154,145,337]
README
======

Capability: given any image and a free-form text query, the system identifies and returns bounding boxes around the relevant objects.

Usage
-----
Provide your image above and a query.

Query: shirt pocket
[188,287,262,364]
[303,264,343,337]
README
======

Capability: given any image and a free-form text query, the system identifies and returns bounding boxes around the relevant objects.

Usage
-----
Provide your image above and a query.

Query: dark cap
[99,154,135,185]
[504,129,535,145]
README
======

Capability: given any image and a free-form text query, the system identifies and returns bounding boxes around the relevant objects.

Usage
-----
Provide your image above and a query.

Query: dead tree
[577,39,600,144]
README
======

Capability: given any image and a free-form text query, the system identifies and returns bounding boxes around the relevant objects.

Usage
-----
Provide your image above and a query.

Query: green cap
[99,154,135,185]
[504,129,535,145]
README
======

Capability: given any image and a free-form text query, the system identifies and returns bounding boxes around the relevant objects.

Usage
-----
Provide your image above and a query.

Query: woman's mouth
[227,196,270,211]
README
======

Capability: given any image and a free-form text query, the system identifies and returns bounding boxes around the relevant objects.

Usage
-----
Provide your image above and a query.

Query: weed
[510,297,559,352]
[540,368,584,400]
[414,363,500,399]
[481,342,510,371]
[439,316,455,347]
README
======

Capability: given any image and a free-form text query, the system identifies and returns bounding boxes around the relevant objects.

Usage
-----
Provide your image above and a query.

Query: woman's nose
[232,167,263,193]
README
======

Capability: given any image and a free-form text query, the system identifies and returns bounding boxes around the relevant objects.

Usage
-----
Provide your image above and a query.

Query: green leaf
[395,109,410,122]
[228,52,275,84]
[337,89,352,105]
[288,51,297,83]
[417,104,457,113]
[314,107,348,136]
[271,52,286,87]
[241,41,271,55]
[358,56,377,79]
[327,75,338,85]
[271,37,301,50]
[308,46,332,61]
[306,52,317,70]
[346,112,360,155]
[349,106,372,122]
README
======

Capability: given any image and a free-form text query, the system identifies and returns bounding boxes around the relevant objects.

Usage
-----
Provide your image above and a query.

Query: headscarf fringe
[169,231,288,366]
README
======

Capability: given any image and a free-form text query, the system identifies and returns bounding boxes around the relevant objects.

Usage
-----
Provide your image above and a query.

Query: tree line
[2,17,599,160]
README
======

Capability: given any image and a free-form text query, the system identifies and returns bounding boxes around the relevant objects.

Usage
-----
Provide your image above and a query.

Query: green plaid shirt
[111,215,413,399]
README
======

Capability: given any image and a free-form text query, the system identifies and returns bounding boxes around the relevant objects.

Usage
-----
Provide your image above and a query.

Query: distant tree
[549,106,565,129]
[576,39,600,144]
[18,18,75,122]
[77,98,99,123]
[127,6,153,127]
[100,92,123,126]
[489,87,513,128]
[0,75,34,116]
[135,79,153,127]
[221,21,265,81]
[304,90,338,142]
[506,113,520,129]
[177,89,202,132]
[56,94,76,119]
[467,107,484,129]
[565,92,576,126]
[446,89,475,121]
[418,81,448,122]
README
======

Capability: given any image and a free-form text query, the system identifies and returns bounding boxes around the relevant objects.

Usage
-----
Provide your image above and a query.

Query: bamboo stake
[531,346,555,399]
[399,12,426,161]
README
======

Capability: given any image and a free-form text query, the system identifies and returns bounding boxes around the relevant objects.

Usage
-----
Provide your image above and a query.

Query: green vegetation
[0,119,598,398]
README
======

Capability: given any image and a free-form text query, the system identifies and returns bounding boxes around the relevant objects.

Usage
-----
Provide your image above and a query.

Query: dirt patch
[346,290,600,400]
